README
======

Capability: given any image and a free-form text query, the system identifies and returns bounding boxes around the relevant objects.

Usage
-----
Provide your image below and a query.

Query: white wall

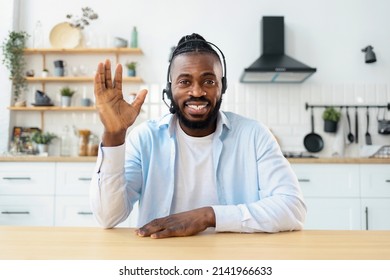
[1,0,390,156]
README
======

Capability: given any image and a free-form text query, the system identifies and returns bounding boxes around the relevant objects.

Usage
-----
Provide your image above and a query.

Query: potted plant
[125,61,137,77]
[41,68,49,77]
[322,106,341,133]
[31,131,57,154]
[60,86,75,107]
[1,31,30,106]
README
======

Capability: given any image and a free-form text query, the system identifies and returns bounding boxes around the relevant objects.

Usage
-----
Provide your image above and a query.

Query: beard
[170,96,223,130]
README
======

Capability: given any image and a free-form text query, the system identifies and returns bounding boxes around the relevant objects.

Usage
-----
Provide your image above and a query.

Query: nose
[189,83,205,97]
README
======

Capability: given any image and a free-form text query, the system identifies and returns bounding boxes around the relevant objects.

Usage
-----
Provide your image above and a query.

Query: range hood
[240,16,316,83]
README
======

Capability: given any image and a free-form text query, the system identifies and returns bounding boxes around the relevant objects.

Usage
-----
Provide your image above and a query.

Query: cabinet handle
[78,177,92,181]
[365,207,369,230]
[1,211,30,215]
[77,211,93,215]
[385,180,390,183]
[298,179,310,182]
[2,177,31,180]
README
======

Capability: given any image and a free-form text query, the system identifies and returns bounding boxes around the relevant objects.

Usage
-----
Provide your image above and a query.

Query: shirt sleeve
[211,129,306,233]
[89,143,131,228]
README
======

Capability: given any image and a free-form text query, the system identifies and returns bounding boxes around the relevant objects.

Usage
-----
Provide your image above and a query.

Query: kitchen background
[1,0,390,157]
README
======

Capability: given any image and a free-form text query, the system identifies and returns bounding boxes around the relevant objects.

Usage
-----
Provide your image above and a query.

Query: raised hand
[94,59,148,146]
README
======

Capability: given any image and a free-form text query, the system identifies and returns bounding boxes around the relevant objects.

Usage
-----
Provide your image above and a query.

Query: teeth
[188,104,207,110]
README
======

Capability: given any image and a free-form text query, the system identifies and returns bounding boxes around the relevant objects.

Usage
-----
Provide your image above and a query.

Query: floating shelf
[26,76,143,83]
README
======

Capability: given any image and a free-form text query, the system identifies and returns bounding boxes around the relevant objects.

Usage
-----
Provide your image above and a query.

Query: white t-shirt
[170,120,219,214]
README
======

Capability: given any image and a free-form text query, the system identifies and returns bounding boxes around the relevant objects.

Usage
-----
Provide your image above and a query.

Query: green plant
[1,31,30,102]
[322,107,341,122]
[125,61,137,70]
[60,86,75,97]
[31,131,57,144]
[66,7,98,30]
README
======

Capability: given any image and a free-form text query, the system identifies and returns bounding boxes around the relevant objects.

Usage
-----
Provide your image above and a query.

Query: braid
[170,33,219,62]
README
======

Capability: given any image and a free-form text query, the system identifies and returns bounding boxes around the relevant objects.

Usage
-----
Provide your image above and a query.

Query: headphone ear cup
[221,77,227,94]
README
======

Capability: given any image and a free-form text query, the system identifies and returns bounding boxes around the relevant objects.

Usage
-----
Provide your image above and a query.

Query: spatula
[365,107,372,145]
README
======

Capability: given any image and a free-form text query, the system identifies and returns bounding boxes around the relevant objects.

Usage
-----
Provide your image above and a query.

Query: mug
[54,60,65,68]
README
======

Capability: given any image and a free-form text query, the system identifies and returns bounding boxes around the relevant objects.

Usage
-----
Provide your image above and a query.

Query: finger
[104,59,113,89]
[94,62,105,94]
[131,89,148,112]
[113,63,123,91]
[136,218,165,237]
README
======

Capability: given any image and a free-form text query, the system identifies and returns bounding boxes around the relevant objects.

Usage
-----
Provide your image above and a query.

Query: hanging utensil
[346,107,354,143]
[365,107,372,145]
[303,107,324,152]
[355,107,359,143]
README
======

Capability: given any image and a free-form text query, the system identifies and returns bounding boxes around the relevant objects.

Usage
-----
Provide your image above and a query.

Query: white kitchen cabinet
[55,162,138,227]
[0,162,55,226]
[360,164,390,230]
[291,164,361,230]
[0,196,54,226]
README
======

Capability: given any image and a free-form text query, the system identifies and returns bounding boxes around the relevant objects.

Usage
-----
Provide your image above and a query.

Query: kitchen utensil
[355,107,359,143]
[346,107,354,143]
[365,107,372,145]
[303,107,324,153]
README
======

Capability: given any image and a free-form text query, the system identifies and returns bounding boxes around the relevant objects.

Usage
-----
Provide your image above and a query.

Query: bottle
[60,125,71,156]
[130,26,138,48]
[33,21,44,48]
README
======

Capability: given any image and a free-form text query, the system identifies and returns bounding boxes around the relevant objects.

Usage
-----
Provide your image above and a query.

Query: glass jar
[78,129,90,156]
[87,134,99,156]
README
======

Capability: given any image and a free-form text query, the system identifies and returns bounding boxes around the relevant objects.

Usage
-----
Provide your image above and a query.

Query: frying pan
[304,107,324,152]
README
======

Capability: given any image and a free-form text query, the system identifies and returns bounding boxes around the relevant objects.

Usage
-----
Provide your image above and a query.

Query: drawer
[55,196,137,227]
[291,164,360,197]
[56,162,95,195]
[360,165,390,197]
[0,195,54,226]
[0,162,55,195]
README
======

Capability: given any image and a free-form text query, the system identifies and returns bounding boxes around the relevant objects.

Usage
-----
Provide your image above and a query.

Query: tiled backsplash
[10,82,390,157]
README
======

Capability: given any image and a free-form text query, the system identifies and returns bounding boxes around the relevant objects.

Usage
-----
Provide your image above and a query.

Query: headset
[162,39,228,114]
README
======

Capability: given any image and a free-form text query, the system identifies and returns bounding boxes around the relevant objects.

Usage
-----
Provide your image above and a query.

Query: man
[90,33,306,239]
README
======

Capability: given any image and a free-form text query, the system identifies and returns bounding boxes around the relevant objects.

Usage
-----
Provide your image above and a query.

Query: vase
[37,143,48,154]
[127,69,136,77]
[324,120,338,133]
[61,96,72,107]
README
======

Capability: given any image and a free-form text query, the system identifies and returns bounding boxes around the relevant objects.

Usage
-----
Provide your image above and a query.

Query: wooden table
[1,227,389,260]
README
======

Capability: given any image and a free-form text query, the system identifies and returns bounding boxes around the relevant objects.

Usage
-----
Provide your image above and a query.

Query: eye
[178,79,191,86]
[203,79,216,86]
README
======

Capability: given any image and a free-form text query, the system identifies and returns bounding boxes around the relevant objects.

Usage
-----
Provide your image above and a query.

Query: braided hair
[169,33,221,63]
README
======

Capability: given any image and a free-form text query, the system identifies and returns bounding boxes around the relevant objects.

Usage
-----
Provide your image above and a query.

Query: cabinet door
[55,196,138,227]
[361,199,390,230]
[0,196,54,226]
[360,165,390,198]
[0,162,55,195]
[56,162,95,195]
[291,164,360,197]
[303,198,361,230]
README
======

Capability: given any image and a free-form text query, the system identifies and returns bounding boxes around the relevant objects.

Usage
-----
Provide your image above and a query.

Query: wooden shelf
[24,48,143,55]
[26,76,143,83]
[8,106,97,112]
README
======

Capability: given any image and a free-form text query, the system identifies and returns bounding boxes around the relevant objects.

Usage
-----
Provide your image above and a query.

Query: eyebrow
[176,72,217,80]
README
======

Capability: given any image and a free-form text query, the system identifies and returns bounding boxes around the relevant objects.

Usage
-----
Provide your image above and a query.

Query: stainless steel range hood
[240,16,316,83]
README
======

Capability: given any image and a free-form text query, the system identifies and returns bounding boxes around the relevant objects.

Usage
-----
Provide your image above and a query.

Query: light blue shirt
[90,111,306,233]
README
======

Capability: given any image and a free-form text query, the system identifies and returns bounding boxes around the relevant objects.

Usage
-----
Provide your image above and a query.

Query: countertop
[0,227,389,260]
[0,155,389,164]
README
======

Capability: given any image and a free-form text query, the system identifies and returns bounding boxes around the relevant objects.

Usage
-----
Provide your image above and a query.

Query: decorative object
[125,61,137,77]
[10,126,41,154]
[25,69,35,77]
[362,45,376,63]
[66,7,98,30]
[130,26,138,48]
[53,60,65,76]
[322,106,341,133]
[1,31,30,104]
[78,129,91,156]
[31,131,57,154]
[33,90,53,106]
[113,37,128,48]
[49,22,82,48]
[60,86,75,107]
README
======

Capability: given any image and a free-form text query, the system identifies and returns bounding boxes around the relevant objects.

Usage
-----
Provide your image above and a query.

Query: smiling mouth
[185,102,209,116]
